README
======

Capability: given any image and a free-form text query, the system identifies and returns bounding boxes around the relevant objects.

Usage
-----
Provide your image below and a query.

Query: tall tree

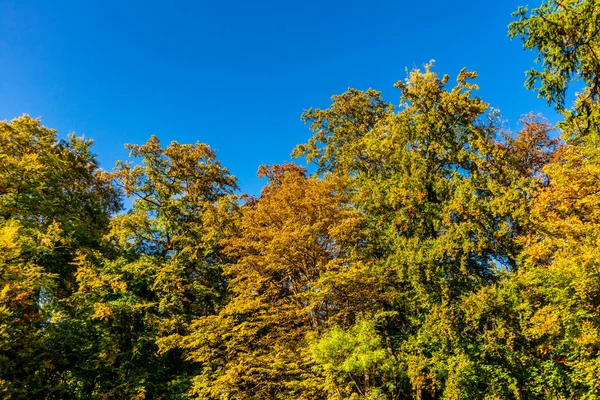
[295,65,558,398]
[178,164,369,399]
[72,136,238,398]
[0,115,120,398]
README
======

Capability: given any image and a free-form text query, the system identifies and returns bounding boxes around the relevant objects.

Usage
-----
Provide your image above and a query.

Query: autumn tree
[294,64,560,399]
[477,0,600,396]
[71,136,237,398]
[176,164,374,399]
[0,115,120,398]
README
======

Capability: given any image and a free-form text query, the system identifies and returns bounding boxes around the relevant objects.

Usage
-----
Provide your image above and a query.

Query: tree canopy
[2,0,600,398]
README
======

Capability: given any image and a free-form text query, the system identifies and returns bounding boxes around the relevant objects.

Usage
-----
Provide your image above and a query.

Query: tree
[0,115,120,398]
[295,65,559,398]
[454,138,600,398]
[72,136,238,398]
[509,0,600,139]
[433,1,600,397]
[178,164,369,399]
[292,88,393,176]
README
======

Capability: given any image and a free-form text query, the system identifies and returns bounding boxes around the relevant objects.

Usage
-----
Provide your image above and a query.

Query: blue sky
[1,0,556,195]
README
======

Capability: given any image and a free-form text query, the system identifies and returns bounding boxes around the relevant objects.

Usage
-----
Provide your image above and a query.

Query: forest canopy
[2,1,600,399]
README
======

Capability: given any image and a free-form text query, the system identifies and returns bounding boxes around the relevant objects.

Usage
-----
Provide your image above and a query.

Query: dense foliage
[2,1,600,398]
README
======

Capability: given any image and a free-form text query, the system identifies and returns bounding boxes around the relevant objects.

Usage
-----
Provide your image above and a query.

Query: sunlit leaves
[509,0,600,139]
[179,164,367,398]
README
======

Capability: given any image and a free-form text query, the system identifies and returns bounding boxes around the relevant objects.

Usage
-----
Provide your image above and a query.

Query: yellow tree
[501,0,600,396]
[177,164,370,399]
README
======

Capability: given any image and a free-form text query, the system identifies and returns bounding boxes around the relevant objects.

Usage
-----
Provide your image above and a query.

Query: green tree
[0,115,120,398]
[72,136,238,398]
[311,316,397,400]
[295,65,558,398]
[438,1,600,397]
[509,0,600,139]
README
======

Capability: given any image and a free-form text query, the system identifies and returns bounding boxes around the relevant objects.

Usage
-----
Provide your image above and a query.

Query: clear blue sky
[1,0,556,195]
